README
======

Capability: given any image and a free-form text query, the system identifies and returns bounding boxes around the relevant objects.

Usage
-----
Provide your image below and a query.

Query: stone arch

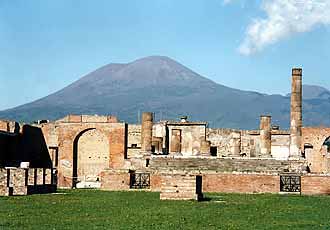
[72,128,110,188]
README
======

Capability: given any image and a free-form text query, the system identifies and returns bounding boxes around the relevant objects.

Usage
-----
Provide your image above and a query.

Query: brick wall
[149,174,161,192]
[203,174,279,193]
[109,125,126,169]
[302,127,330,173]
[100,170,130,191]
[301,175,330,195]
[160,174,201,200]
[41,121,127,188]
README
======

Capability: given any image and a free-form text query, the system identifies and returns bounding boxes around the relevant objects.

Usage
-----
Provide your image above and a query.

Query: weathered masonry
[2,68,330,198]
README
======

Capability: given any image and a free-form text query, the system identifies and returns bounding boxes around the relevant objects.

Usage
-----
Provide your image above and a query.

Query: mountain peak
[77,55,214,88]
[127,55,195,75]
[2,56,330,129]
[133,55,176,62]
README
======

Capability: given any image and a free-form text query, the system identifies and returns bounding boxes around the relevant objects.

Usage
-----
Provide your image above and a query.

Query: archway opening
[73,128,109,188]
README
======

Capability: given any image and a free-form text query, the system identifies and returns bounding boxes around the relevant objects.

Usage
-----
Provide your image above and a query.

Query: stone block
[160,174,203,201]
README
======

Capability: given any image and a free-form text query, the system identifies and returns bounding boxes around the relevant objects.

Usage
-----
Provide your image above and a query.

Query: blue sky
[0,0,330,110]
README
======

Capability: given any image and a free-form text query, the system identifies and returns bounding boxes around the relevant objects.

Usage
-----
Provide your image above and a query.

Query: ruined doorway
[73,129,109,188]
[210,146,217,156]
[171,129,182,153]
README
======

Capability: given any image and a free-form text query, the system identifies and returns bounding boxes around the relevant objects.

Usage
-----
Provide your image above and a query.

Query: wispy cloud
[234,0,330,55]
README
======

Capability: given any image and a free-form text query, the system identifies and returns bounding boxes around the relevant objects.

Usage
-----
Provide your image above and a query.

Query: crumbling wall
[127,124,141,158]
[40,117,127,188]
[0,168,56,196]
[207,128,290,159]
[271,134,290,159]
[57,115,118,123]
[168,124,206,156]
[207,129,260,157]
[207,128,237,156]
[302,127,330,173]
[241,131,259,157]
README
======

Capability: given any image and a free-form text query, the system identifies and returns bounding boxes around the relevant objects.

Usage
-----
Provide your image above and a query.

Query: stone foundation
[149,157,297,174]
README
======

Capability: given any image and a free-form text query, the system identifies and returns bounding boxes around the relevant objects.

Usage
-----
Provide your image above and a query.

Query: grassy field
[1,190,330,229]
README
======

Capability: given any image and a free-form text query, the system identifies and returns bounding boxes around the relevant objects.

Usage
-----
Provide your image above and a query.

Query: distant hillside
[0,56,330,129]
[287,85,330,100]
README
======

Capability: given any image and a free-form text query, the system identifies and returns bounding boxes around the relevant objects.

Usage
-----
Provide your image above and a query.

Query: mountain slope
[287,85,330,100]
[0,56,330,129]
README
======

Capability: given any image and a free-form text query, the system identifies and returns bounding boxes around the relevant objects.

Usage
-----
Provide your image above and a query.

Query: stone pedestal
[160,174,203,201]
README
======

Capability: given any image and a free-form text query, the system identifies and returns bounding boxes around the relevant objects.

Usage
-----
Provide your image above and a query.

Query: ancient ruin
[1,68,330,199]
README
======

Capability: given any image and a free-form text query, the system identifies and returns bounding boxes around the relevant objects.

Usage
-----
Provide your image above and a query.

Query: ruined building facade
[1,68,330,198]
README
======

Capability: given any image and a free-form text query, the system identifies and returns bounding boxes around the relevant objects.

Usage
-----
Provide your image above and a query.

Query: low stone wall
[150,174,162,192]
[203,173,279,193]
[99,166,330,196]
[100,169,130,191]
[150,157,295,174]
[155,172,330,195]
[301,175,330,195]
[0,168,56,196]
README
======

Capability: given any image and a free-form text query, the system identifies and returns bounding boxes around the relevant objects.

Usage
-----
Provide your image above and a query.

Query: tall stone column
[141,112,153,153]
[259,115,271,158]
[289,68,302,159]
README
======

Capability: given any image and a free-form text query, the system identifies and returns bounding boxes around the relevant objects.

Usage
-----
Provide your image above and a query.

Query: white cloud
[238,0,330,55]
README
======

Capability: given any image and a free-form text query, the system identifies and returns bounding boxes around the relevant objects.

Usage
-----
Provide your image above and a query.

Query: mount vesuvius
[1,56,330,129]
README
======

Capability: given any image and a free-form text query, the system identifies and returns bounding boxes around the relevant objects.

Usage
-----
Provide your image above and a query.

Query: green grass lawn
[1,190,330,230]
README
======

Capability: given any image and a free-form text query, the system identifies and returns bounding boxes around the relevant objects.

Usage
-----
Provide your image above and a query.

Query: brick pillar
[290,68,302,159]
[259,115,271,158]
[141,112,153,153]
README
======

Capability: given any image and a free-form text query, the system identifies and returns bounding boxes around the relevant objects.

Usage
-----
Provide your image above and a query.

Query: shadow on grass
[199,196,212,202]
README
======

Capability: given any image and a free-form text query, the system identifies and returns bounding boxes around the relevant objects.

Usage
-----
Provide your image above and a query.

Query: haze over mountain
[288,85,330,100]
[1,56,330,129]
